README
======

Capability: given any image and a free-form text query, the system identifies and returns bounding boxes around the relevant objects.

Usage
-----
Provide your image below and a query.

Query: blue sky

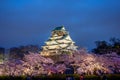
[0,0,120,50]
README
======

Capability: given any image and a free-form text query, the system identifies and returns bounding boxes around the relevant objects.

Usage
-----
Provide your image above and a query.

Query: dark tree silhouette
[0,47,5,62]
[92,37,120,55]
[9,45,40,59]
[0,47,5,54]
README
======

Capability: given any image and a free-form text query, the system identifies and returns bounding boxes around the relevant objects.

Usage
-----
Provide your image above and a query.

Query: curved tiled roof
[52,26,65,31]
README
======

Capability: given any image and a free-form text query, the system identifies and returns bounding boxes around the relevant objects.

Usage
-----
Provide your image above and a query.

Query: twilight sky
[0,0,120,50]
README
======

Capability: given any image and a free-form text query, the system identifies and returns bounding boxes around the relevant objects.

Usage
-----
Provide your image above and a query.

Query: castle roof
[52,26,65,31]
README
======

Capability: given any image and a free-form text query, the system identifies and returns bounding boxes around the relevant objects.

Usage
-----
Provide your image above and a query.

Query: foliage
[0,74,120,80]
[92,37,120,55]
[1,53,54,76]
[0,47,5,54]
[54,49,120,75]
[9,45,40,59]
[0,49,120,76]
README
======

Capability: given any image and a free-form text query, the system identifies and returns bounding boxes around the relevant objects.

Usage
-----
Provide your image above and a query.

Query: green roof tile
[52,26,64,31]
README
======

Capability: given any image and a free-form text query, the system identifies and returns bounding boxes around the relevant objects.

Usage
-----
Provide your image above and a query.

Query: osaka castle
[40,26,78,56]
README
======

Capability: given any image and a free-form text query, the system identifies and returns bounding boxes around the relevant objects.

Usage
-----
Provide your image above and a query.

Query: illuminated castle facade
[40,26,78,56]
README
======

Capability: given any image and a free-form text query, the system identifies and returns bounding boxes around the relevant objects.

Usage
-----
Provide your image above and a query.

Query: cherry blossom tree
[56,48,120,75]
[1,53,54,76]
[0,49,120,76]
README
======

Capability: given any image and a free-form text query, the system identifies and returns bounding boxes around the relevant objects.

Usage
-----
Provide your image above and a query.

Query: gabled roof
[52,26,65,31]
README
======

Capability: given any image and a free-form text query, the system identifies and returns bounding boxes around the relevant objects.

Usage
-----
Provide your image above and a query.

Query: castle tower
[40,26,78,56]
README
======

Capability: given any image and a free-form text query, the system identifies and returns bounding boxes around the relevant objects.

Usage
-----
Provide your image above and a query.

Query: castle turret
[40,26,78,56]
